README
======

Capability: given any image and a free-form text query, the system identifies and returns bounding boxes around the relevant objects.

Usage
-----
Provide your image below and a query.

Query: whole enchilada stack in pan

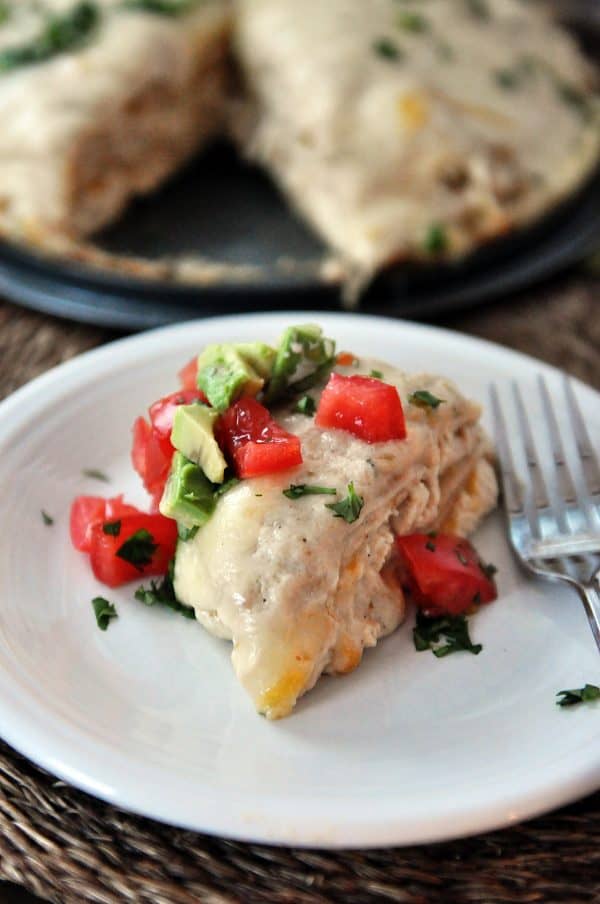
[0,0,597,293]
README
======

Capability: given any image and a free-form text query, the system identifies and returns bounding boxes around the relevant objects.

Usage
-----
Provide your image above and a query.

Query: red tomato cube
[395,533,497,617]
[89,513,178,588]
[315,374,406,443]
[217,397,302,478]
[70,495,154,554]
[149,389,207,441]
[178,357,199,391]
[70,496,107,552]
[131,416,173,501]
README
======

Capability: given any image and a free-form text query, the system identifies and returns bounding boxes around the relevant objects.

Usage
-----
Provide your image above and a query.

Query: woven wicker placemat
[0,277,599,904]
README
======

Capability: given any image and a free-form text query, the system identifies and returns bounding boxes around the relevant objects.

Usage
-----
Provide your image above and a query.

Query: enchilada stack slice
[234,0,600,287]
[0,0,231,241]
[174,357,497,719]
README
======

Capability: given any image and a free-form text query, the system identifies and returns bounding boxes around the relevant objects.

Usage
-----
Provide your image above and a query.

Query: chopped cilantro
[0,2,99,74]
[325,482,364,524]
[556,684,600,707]
[480,561,498,581]
[373,38,403,61]
[41,510,54,526]
[82,468,109,483]
[494,68,521,91]
[295,395,316,416]
[425,540,436,552]
[423,223,448,254]
[283,484,337,500]
[134,572,196,619]
[555,81,592,121]
[177,524,199,542]
[413,612,482,657]
[409,389,445,410]
[102,520,121,537]
[92,597,118,631]
[121,0,199,14]
[116,528,157,570]
[397,12,429,32]
[370,369,384,379]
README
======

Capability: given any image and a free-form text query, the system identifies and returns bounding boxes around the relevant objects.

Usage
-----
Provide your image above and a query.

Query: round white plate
[0,312,598,849]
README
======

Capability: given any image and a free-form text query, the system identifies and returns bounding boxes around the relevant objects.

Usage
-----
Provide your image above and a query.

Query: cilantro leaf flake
[134,571,196,619]
[423,223,448,254]
[413,612,482,657]
[373,37,403,61]
[82,468,110,483]
[283,484,337,500]
[556,684,600,707]
[92,596,118,631]
[116,528,157,570]
[409,390,445,410]
[294,395,316,417]
[325,482,364,523]
[177,524,199,542]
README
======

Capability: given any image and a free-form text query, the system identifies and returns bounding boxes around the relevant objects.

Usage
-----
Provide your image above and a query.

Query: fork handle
[577,583,600,654]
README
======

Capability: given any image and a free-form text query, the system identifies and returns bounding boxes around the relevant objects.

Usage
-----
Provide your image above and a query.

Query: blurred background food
[0,0,597,324]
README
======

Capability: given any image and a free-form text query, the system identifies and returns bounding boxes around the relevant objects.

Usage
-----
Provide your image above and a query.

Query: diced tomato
[217,397,302,478]
[70,496,106,552]
[315,373,406,443]
[132,390,207,504]
[89,512,178,588]
[395,533,497,617]
[131,416,173,503]
[70,495,140,553]
[149,389,207,441]
[336,351,356,367]
[104,495,140,521]
[178,357,199,391]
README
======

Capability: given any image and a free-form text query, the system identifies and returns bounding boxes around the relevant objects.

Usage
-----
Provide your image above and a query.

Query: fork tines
[490,375,600,561]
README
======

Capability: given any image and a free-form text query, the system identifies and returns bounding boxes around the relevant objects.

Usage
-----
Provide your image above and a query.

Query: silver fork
[490,375,600,653]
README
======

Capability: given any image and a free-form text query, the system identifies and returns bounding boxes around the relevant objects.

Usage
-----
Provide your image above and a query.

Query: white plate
[0,312,598,849]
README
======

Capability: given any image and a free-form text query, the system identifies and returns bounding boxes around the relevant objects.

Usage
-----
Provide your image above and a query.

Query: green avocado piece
[171,404,226,484]
[265,324,336,404]
[196,345,266,412]
[159,452,217,528]
[234,342,276,379]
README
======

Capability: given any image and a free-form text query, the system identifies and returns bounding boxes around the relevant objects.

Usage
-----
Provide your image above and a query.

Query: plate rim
[0,164,597,331]
[0,310,599,849]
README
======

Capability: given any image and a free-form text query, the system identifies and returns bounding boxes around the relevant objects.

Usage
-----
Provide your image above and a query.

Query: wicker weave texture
[1,742,599,904]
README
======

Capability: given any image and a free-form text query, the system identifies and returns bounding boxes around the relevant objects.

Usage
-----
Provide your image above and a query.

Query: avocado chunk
[197,345,268,412]
[160,452,217,529]
[234,342,276,379]
[265,324,336,403]
[171,404,226,484]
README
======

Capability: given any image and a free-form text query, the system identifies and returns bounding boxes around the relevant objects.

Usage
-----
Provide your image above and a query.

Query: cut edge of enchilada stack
[0,1,232,243]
